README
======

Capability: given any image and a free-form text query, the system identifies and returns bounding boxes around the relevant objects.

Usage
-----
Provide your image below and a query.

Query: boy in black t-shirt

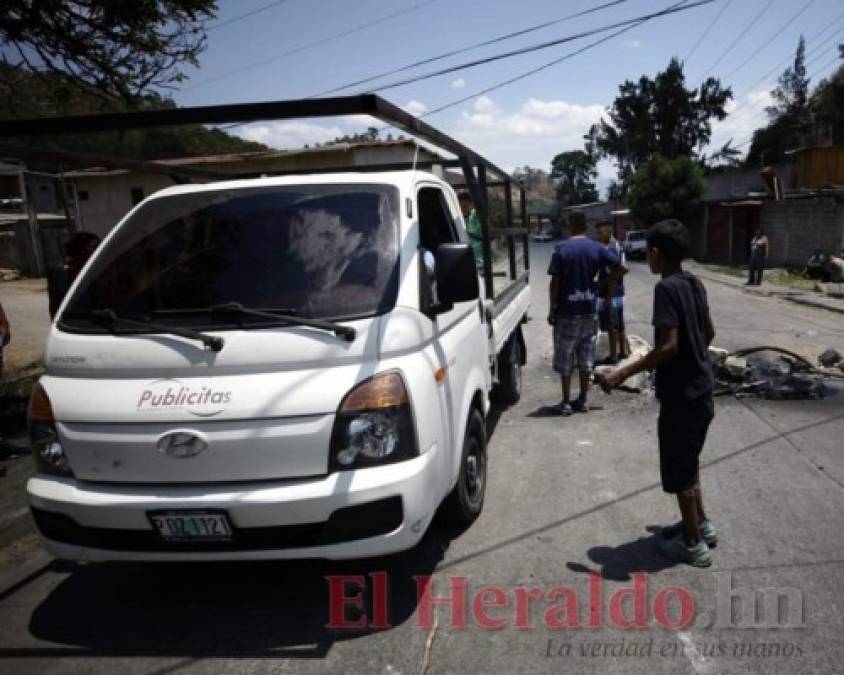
[598,219,717,568]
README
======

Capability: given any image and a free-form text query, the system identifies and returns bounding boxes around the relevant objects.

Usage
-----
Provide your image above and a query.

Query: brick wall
[761,197,844,267]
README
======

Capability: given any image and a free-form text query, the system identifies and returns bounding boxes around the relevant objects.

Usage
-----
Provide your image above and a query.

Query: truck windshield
[60,184,400,330]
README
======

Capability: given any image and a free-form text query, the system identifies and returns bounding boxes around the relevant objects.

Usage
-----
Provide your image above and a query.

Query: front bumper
[27,444,439,561]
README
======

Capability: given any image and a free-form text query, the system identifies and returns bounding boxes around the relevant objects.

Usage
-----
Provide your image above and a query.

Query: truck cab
[27,170,530,561]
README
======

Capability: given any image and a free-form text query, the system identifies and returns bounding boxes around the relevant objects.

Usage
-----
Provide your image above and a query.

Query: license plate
[149,511,233,541]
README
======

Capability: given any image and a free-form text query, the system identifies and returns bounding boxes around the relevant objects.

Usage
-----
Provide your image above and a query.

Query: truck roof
[149,169,446,200]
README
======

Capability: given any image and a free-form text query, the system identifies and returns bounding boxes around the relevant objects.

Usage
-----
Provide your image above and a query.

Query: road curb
[782,295,844,316]
[690,267,844,315]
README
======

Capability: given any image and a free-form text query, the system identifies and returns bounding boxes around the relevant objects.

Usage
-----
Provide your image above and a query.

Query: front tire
[440,409,487,524]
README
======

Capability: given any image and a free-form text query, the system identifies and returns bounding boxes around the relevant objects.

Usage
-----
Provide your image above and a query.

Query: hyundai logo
[156,431,208,458]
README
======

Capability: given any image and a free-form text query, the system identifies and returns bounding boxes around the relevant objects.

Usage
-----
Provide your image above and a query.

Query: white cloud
[402,99,428,117]
[451,77,466,89]
[622,39,642,49]
[472,95,499,114]
[452,95,611,185]
[707,88,773,152]
[235,121,345,148]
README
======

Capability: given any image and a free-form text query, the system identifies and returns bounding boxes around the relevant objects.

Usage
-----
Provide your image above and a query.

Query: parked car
[623,230,648,260]
[531,226,554,242]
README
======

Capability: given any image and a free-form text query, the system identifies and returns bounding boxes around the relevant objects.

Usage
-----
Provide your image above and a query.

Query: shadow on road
[565,532,680,581]
[6,523,468,660]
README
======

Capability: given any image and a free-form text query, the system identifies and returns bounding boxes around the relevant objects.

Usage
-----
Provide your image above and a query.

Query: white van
[27,171,530,561]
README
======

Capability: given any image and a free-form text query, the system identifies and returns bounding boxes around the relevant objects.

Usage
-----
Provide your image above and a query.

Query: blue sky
[175,0,842,189]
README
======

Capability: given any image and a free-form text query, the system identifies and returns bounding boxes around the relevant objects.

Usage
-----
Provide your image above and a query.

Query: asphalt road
[1,244,843,674]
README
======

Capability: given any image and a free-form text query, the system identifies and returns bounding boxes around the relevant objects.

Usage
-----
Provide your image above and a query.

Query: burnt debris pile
[711,346,844,400]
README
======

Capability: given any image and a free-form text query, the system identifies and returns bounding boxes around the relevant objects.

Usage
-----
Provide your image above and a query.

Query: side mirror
[435,243,479,307]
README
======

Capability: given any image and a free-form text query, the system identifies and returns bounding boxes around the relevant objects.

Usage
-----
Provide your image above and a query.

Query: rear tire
[440,409,487,524]
[493,334,523,405]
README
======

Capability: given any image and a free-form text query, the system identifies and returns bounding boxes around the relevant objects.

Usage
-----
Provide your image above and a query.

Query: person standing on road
[595,221,630,364]
[458,191,485,271]
[548,212,626,416]
[598,219,717,568]
[746,228,769,286]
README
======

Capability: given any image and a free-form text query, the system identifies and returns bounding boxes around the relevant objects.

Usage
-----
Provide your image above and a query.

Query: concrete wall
[71,173,177,238]
[762,197,844,267]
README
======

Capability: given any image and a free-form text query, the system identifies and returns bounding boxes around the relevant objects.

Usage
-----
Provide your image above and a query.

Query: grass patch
[702,264,819,291]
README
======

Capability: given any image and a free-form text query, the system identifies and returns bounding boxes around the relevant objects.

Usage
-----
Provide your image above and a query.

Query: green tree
[807,60,843,147]
[765,36,810,120]
[747,36,811,166]
[587,58,731,191]
[1,0,216,108]
[626,154,705,225]
[550,150,599,205]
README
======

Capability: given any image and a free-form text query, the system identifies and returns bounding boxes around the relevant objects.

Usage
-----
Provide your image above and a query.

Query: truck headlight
[28,383,74,478]
[329,371,418,472]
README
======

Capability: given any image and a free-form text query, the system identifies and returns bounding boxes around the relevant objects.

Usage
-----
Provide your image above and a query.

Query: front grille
[32,496,403,552]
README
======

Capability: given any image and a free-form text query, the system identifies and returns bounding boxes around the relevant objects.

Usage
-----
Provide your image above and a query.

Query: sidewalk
[686,260,844,315]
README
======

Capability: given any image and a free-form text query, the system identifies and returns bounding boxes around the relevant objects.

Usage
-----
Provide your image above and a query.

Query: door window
[417,187,458,309]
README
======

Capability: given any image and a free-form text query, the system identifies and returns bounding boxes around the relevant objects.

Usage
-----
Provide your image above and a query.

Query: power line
[401,0,694,122]
[700,0,774,82]
[722,0,816,81]
[722,37,843,130]
[685,0,734,62]
[312,0,637,97]
[732,18,844,100]
[206,0,292,32]
[203,0,695,138]
[366,0,715,94]
[183,0,442,91]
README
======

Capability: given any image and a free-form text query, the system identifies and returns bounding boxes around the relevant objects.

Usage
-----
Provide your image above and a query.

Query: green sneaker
[661,519,718,547]
[657,533,713,568]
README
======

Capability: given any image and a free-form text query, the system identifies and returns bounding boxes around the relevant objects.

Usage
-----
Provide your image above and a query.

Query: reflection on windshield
[61,184,400,329]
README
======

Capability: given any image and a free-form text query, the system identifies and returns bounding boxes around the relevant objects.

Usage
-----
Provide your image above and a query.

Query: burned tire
[492,332,523,405]
[440,409,487,524]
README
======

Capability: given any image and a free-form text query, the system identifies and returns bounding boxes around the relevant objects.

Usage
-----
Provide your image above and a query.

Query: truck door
[417,185,486,456]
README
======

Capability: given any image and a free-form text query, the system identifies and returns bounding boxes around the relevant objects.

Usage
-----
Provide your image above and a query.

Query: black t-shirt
[652,272,714,402]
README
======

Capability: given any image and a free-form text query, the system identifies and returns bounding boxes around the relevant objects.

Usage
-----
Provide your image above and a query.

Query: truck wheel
[493,335,523,405]
[440,409,487,524]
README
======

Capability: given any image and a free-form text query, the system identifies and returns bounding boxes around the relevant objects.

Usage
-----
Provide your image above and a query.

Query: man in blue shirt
[547,212,627,415]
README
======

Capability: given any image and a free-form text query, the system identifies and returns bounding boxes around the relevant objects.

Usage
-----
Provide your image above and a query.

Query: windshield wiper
[209,302,356,342]
[91,309,225,352]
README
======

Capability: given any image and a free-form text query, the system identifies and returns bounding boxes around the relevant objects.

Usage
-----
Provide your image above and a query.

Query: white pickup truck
[21,96,531,561]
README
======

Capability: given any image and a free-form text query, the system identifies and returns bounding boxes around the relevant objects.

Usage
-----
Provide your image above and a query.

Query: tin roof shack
[793,146,844,191]
[65,140,446,238]
[688,150,844,267]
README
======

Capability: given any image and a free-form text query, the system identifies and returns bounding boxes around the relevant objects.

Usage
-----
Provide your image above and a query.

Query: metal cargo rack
[0,93,530,309]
